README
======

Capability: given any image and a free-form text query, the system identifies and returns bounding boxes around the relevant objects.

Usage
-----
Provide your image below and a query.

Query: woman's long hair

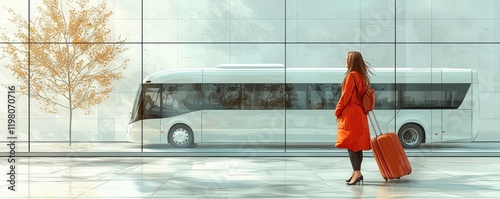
[345,51,373,87]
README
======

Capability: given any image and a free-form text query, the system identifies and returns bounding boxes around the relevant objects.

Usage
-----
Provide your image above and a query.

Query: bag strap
[351,74,364,106]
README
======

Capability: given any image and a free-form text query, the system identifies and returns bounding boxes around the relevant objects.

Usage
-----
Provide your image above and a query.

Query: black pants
[348,150,363,171]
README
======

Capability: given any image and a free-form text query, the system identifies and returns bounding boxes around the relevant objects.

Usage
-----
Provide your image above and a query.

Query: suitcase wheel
[384,178,388,181]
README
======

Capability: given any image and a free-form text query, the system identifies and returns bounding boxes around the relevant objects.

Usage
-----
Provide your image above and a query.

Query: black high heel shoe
[346,175,363,185]
[346,176,352,182]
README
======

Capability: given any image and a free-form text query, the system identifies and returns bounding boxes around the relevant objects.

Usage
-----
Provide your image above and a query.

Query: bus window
[160,84,201,118]
[285,84,306,110]
[373,83,396,109]
[241,84,261,109]
[144,95,157,111]
[398,83,469,109]
[260,84,286,109]
[185,84,202,111]
[442,83,470,109]
[240,84,252,109]
[204,84,241,110]
[162,84,182,110]
[308,84,340,110]
[142,86,162,119]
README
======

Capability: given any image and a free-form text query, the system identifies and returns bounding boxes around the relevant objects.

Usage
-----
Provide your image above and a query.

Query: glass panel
[0,44,29,153]
[1,0,29,154]
[395,0,500,153]
[1,0,29,43]
[112,0,142,42]
[140,0,286,153]
[396,1,431,153]
[5,0,500,156]
[427,0,499,153]
[28,44,141,152]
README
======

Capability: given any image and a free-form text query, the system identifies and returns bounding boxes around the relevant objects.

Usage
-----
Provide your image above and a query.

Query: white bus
[127,64,479,148]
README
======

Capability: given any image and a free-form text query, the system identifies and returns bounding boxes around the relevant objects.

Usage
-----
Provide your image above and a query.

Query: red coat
[334,71,371,152]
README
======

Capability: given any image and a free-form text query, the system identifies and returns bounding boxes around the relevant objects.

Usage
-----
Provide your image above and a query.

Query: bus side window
[285,84,307,110]
[162,94,174,108]
[183,84,202,111]
[307,84,337,110]
[203,84,241,110]
[374,84,396,109]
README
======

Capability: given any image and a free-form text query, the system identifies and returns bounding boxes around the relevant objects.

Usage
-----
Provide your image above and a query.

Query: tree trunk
[69,104,72,146]
[68,80,72,146]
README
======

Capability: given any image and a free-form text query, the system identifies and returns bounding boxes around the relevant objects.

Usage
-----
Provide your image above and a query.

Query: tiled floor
[1,156,499,198]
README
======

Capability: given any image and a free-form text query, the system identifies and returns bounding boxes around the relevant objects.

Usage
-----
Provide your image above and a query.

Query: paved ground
[1,156,499,198]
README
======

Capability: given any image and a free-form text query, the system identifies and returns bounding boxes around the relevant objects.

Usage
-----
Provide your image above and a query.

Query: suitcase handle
[368,111,383,136]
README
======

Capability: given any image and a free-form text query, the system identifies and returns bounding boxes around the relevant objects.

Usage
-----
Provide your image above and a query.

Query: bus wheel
[168,124,194,148]
[398,124,423,148]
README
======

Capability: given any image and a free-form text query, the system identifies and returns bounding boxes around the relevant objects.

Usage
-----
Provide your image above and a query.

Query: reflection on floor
[12,142,500,153]
[1,156,499,198]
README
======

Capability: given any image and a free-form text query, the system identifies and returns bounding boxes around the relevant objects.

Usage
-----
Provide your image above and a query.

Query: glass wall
[0,0,499,155]
[1,1,30,153]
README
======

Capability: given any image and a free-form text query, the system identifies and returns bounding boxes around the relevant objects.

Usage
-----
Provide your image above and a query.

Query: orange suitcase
[369,112,412,181]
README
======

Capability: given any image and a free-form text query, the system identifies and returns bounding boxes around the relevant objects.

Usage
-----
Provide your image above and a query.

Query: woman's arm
[334,72,357,117]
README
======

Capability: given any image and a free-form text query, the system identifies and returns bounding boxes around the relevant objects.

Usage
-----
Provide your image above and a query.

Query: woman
[334,51,372,185]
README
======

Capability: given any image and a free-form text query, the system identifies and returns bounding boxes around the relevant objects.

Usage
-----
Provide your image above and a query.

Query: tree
[1,0,128,145]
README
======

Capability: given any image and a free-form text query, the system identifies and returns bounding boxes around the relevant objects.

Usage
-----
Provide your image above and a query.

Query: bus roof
[143,67,476,84]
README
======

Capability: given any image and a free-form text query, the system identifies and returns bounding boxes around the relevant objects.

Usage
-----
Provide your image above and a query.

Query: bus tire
[398,123,423,148]
[168,124,194,148]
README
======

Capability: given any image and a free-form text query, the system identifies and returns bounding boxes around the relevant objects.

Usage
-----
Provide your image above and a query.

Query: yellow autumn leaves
[1,0,128,115]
